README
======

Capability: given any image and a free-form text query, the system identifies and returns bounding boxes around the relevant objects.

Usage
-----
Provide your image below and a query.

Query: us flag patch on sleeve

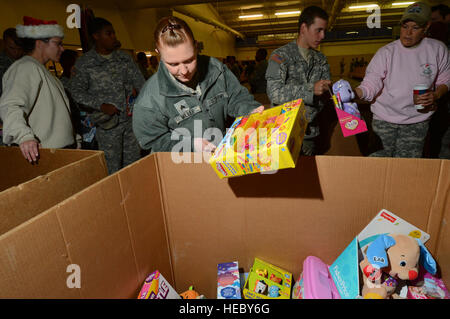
[271,54,284,64]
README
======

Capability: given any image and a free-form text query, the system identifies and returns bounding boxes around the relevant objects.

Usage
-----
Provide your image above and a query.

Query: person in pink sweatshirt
[354,2,450,158]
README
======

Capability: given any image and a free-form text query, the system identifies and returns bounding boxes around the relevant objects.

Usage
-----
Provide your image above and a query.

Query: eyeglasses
[42,39,64,47]
[50,40,64,47]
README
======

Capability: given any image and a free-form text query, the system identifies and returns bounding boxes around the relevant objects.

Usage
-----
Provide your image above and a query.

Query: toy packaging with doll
[331,79,368,137]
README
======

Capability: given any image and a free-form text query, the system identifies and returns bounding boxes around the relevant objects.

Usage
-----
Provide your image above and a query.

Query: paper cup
[413,85,430,110]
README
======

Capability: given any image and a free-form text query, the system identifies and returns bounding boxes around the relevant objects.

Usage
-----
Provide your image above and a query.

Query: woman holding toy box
[132,16,264,153]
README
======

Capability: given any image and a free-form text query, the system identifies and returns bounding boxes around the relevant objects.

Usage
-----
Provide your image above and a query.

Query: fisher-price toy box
[243,258,292,299]
[328,209,431,299]
[209,98,307,179]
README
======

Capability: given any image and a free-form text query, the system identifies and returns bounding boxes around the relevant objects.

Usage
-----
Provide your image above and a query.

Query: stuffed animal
[360,234,437,299]
[180,286,205,299]
[332,79,361,119]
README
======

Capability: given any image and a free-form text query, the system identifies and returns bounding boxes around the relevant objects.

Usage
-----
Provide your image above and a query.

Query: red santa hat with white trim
[16,16,64,39]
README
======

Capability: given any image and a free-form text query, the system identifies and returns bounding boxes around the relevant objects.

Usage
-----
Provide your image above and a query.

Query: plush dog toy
[332,79,361,119]
[360,234,437,299]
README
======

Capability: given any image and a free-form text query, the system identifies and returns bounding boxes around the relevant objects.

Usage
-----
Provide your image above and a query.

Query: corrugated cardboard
[0,147,108,236]
[0,153,448,298]
[0,147,105,192]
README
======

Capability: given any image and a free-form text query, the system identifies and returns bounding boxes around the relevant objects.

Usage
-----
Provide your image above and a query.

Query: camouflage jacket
[266,40,330,126]
[132,55,261,152]
[249,59,268,94]
[69,48,145,124]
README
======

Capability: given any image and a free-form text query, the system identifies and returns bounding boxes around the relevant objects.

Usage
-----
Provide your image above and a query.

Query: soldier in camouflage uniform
[69,18,145,174]
[266,6,331,155]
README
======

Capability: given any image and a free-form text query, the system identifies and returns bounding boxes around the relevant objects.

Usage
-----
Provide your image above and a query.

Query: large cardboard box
[0,153,448,298]
[0,147,108,237]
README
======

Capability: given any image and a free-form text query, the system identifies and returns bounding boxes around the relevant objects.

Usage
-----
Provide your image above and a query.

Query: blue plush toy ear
[416,239,437,275]
[366,234,396,269]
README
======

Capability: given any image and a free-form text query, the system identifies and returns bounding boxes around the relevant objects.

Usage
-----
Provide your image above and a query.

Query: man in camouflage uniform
[266,6,331,155]
[0,28,23,146]
[69,18,145,174]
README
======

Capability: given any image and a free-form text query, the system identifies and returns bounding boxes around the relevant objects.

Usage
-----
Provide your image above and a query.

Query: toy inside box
[327,209,447,299]
[209,98,307,178]
[137,270,181,299]
[243,258,293,299]
[217,261,241,299]
[291,209,449,299]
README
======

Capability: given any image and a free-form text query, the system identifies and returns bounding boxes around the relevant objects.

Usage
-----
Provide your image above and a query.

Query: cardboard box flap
[118,155,173,291]
[0,206,81,298]
[0,148,104,192]
[434,160,450,286]
[0,151,107,236]
[0,154,170,298]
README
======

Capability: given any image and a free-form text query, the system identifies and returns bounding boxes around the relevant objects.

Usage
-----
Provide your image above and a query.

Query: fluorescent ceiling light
[349,4,379,9]
[392,2,414,6]
[275,10,301,16]
[239,14,263,19]
[346,31,359,34]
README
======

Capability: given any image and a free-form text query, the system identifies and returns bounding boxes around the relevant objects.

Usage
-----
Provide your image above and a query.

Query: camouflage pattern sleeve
[68,62,102,111]
[125,55,145,93]
[223,66,261,117]
[265,53,314,106]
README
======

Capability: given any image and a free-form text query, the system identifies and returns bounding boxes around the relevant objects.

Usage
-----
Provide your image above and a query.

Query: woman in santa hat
[0,16,75,163]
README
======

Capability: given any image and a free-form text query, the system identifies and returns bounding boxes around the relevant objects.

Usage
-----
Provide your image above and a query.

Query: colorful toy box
[137,270,181,299]
[209,99,307,179]
[217,261,241,299]
[243,258,292,299]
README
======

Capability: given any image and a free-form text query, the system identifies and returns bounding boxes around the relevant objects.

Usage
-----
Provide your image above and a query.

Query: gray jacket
[132,55,261,152]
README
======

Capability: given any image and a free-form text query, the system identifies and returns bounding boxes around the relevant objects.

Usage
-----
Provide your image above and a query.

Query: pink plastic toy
[292,256,341,299]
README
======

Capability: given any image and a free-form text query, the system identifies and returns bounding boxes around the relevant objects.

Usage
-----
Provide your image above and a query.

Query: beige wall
[173,4,236,59]
[320,38,391,56]
[118,7,171,53]
[0,1,236,57]
[0,0,136,49]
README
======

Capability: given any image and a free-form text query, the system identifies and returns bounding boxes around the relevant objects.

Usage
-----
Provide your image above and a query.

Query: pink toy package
[335,108,368,137]
[408,269,450,299]
[137,270,181,299]
[331,79,368,137]
[292,256,341,299]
